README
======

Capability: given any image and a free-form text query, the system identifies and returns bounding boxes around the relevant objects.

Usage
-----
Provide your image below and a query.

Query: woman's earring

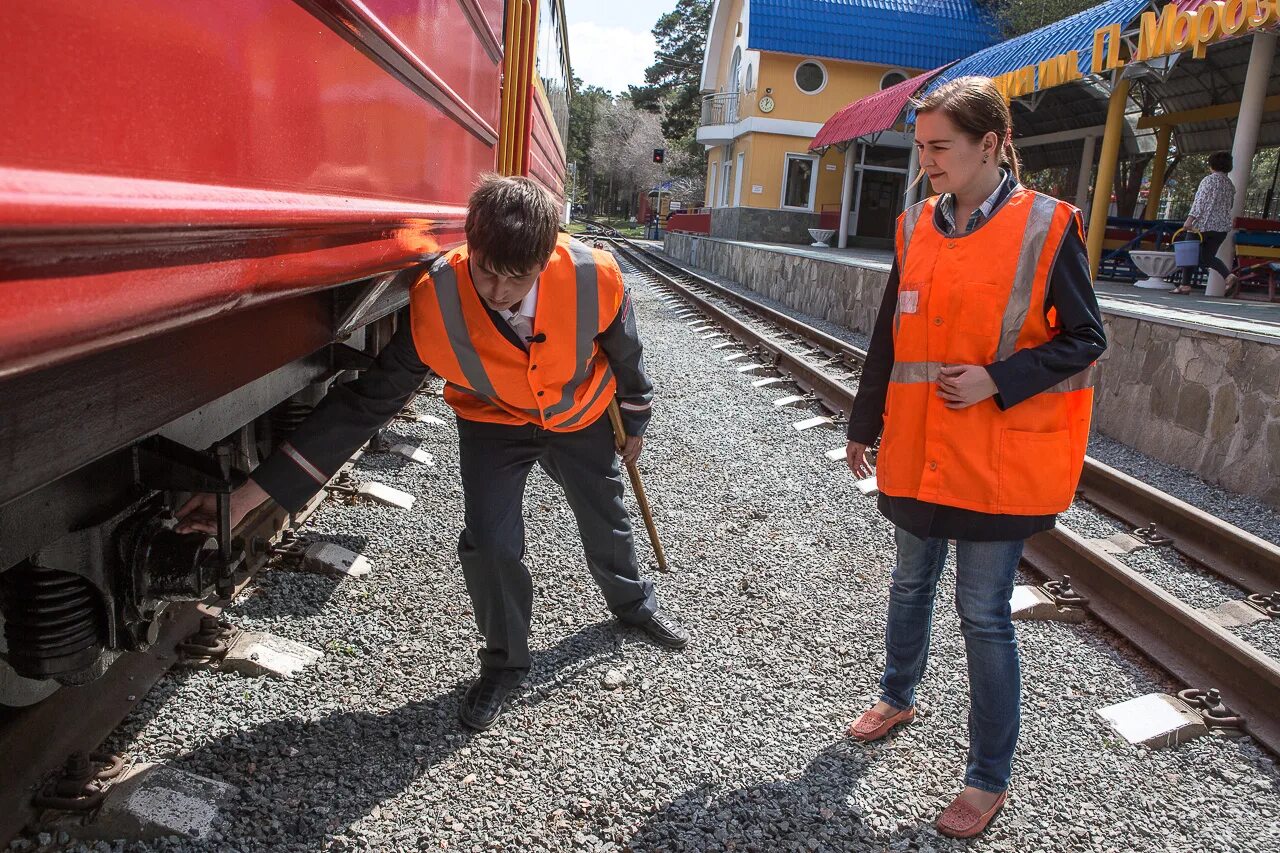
[982,154,989,164]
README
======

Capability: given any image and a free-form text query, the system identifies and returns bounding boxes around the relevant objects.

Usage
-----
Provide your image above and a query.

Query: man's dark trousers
[456,414,658,685]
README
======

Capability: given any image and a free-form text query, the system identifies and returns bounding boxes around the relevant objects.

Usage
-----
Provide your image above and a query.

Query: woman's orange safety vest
[409,235,622,431]
[876,189,1095,516]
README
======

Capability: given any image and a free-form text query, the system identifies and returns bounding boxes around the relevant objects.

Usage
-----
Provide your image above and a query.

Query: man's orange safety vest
[876,189,1095,516]
[409,234,622,431]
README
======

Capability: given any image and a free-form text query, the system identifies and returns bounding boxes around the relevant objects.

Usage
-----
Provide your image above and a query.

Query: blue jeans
[878,526,1024,794]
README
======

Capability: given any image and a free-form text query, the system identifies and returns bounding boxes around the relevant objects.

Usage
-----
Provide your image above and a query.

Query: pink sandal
[846,704,915,742]
[936,790,1008,838]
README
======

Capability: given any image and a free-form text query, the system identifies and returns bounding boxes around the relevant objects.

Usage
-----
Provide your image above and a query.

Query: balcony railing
[700,91,739,127]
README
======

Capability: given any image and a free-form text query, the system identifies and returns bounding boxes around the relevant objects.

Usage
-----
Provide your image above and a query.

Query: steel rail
[613,236,1280,596]
[610,240,860,420]
[1022,525,1280,756]
[610,235,1280,756]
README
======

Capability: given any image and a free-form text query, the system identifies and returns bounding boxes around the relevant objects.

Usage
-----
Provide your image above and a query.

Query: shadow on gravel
[231,534,370,619]
[625,740,880,852]
[175,620,621,848]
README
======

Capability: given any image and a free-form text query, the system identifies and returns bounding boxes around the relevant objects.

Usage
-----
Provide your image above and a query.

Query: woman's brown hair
[912,76,1021,183]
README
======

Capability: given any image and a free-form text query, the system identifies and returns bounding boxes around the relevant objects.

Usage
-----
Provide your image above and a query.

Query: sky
[564,0,684,96]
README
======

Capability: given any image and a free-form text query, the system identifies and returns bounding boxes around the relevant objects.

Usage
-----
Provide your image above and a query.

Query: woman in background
[1175,151,1239,296]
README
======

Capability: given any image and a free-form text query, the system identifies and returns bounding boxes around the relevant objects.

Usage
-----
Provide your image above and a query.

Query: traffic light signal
[653,148,665,164]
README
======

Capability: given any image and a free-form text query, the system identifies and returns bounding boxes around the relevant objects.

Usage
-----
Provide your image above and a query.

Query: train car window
[536,0,570,152]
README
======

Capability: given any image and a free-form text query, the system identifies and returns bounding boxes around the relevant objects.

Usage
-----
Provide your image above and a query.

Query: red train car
[0,0,570,704]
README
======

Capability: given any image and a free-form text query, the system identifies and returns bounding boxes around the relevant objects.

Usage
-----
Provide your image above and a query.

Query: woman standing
[843,77,1106,838]
[1174,151,1239,295]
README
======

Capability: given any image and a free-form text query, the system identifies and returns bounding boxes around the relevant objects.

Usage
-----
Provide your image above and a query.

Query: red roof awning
[809,66,948,151]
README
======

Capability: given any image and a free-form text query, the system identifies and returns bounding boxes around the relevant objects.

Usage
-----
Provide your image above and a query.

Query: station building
[695,0,999,244]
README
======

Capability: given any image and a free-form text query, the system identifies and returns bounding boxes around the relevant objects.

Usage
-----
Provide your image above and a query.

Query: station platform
[681,238,1280,344]
[662,233,1280,509]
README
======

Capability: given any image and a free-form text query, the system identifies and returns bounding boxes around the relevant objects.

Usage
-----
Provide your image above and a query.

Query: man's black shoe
[458,674,513,730]
[638,608,690,650]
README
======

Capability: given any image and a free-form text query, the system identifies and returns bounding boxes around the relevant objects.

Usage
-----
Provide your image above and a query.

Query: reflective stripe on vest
[542,239,604,420]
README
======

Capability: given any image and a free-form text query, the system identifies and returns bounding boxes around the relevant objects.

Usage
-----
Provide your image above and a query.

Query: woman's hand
[175,479,270,535]
[936,365,998,409]
[846,441,873,479]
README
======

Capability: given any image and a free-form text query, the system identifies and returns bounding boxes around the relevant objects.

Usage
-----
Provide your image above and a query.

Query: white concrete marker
[391,443,434,465]
[724,353,750,363]
[1205,599,1272,629]
[1097,693,1208,748]
[773,394,809,407]
[855,475,879,496]
[825,447,847,463]
[711,341,737,350]
[793,415,834,431]
[358,481,415,509]
[304,542,373,577]
[58,764,238,843]
[222,631,323,679]
[752,377,788,388]
[736,364,770,374]
[1009,585,1087,623]
[701,332,726,340]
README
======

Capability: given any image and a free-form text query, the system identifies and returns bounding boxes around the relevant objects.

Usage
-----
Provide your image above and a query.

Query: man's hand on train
[174,479,269,535]
[619,435,643,466]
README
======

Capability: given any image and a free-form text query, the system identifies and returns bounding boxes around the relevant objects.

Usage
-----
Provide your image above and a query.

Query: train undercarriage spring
[0,563,104,681]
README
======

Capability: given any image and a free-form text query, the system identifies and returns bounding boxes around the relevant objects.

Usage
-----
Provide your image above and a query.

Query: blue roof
[748,0,1002,70]
[925,0,1150,90]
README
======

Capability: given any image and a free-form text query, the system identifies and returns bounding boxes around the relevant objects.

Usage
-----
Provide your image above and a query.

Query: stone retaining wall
[664,233,1280,507]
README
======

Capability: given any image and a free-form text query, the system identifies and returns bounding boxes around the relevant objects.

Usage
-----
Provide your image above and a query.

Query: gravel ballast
[23,249,1280,853]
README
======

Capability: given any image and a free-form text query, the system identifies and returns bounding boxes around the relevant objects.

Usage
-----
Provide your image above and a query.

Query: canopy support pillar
[1212,32,1276,297]
[1075,134,1098,210]
[1087,76,1131,280]
[838,142,856,249]
[1143,125,1172,220]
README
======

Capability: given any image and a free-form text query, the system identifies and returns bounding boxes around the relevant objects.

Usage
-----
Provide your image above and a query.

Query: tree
[980,0,1095,37]
[589,98,668,218]
[641,0,712,142]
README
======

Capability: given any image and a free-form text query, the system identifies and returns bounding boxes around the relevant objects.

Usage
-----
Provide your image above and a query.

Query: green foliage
[982,0,1096,37]
[642,0,713,142]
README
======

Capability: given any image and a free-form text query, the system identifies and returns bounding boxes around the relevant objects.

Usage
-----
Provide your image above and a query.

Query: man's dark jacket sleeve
[251,322,429,512]
[598,286,654,437]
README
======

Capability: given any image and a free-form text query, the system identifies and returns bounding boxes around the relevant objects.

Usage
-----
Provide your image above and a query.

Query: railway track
[588,225,1280,757]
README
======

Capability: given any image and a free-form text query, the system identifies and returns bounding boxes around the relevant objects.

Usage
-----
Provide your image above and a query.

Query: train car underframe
[0,271,415,707]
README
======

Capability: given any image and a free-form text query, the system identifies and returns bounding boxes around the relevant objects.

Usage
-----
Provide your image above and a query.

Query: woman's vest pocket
[996,428,1075,513]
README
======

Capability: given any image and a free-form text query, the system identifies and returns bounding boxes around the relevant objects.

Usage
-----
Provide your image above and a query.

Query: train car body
[0,0,569,704]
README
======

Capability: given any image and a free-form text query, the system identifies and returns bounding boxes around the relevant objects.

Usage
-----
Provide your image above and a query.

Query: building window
[745,62,755,93]
[794,60,827,95]
[880,69,909,90]
[782,154,818,210]
[729,47,742,94]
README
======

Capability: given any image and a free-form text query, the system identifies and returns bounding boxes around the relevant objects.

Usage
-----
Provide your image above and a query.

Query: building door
[855,170,905,239]
[720,158,734,207]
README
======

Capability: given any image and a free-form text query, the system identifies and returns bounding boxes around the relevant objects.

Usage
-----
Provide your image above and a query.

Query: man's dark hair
[1208,151,1233,173]
[464,174,560,275]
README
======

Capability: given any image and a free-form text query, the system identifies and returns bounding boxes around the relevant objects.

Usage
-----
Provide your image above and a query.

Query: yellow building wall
[737,53,919,124]
[700,5,926,215]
